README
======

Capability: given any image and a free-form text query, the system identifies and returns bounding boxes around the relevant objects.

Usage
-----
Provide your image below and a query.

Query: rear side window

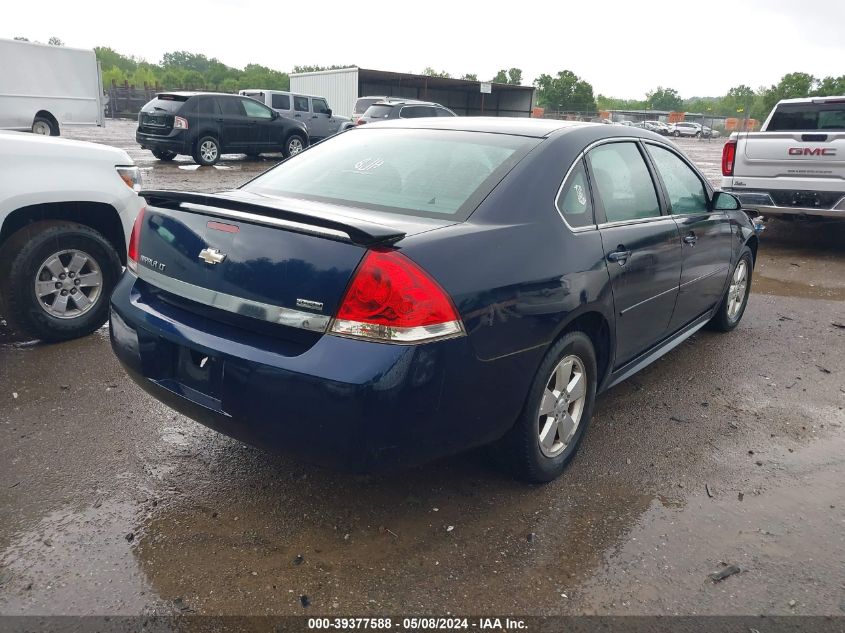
[219,97,244,117]
[244,128,537,220]
[587,142,660,223]
[768,102,845,131]
[294,96,309,112]
[196,97,219,115]
[401,106,437,118]
[556,160,594,228]
[364,105,393,119]
[272,94,290,110]
[143,97,187,113]
[243,99,273,119]
[646,145,708,214]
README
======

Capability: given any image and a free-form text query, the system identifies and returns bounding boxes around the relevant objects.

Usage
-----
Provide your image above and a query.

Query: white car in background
[0,132,144,341]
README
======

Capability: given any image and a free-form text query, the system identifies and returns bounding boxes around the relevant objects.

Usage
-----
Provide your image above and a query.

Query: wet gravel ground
[1,120,844,617]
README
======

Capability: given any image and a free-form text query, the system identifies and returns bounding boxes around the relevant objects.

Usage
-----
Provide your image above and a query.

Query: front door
[587,141,684,367]
[644,142,733,330]
[309,97,335,140]
[240,97,275,149]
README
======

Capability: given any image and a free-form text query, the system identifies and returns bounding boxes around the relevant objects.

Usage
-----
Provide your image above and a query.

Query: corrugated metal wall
[290,68,359,118]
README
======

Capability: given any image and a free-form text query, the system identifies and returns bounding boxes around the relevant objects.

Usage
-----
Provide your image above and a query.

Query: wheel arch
[745,234,759,263]
[553,309,613,390]
[34,110,60,135]
[0,202,126,265]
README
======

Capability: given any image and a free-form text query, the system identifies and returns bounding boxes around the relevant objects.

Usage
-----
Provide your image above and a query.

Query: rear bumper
[136,129,190,154]
[109,272,533,471]
[724,188,845,218]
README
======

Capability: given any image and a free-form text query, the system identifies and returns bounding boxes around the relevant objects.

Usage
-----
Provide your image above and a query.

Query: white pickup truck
[0,132,144,341]
[721,96,845,219]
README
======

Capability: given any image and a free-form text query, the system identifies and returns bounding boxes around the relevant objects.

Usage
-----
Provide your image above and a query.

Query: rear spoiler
[140,190,406,246]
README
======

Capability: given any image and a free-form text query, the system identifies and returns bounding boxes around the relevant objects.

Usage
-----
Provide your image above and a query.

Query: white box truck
[0,38,105,136]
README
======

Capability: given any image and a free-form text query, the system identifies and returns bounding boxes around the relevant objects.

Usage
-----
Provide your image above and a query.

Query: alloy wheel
[538,354,588,458]
[200,140,218,163]
[288,137,304,155]
[34,249,103,319]
[727,259,748,321]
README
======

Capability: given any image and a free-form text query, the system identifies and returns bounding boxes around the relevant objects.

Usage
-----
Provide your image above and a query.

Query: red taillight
[174,116,188,129]
[722,140,737,176]
[330,250,464,343]
[127,207,145,273]
[356,119,366,125]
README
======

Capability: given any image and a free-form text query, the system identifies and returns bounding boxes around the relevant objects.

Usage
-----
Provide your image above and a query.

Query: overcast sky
[5,0,844,99]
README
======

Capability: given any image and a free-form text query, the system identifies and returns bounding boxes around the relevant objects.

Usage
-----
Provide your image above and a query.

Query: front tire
[0,221,122,342]
[193,136,220,166]
[673,130,681,137]
[283,134,306,158]
[495,332,597,483]
[32,116,58,136]
[709,247,753,332]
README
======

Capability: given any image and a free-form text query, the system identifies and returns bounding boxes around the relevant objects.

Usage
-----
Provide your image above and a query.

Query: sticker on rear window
[354,158,384,172]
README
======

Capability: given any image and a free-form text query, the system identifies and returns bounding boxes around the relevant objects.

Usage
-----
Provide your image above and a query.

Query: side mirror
[271,110,279,119]
[326,108,333,118]
[713,191,741,211]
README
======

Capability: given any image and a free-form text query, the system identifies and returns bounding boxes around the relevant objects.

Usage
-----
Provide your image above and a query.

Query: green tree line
[21,38,844,118]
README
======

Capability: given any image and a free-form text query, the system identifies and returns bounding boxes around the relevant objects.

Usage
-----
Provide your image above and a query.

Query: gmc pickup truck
[721,96,845,219]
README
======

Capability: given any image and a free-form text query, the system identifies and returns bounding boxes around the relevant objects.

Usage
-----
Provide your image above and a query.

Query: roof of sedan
[360,117,596,138]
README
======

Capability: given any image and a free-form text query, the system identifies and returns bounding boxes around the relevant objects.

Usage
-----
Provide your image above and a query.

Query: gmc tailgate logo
[788,147,837,156]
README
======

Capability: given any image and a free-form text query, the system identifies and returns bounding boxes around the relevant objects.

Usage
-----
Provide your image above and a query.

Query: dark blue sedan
[111,118,757,482]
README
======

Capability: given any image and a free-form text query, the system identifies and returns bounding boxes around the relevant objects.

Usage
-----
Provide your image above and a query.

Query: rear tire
[673,130,681,137]
[708,247,753,332]
[493,332,597,483]
[32,116,58,136]
[193,136,220,166]
[283,134,306,158]
[152,149,176,161]
[0,221,122,342]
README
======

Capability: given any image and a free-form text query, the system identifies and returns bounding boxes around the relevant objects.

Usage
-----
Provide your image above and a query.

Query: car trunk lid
[134,190,456,339]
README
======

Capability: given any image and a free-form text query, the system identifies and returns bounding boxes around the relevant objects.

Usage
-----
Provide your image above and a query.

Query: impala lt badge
[198,247,227,265]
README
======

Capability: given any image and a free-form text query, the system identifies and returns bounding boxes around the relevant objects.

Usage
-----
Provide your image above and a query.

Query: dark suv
[136,92,309,165]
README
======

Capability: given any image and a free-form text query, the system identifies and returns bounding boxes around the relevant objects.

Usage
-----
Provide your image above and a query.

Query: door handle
[294,114,301,117]
[683,233,698,245]
[607,248,632,264]
[311,115,319,119]
[216,118,224,122]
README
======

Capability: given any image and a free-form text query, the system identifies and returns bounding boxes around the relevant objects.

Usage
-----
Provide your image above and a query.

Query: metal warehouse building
[290,67,535,119]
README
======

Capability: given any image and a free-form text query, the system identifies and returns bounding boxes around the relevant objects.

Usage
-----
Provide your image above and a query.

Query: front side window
[243,128,537,219]
[587,142,660,223]
[312,98,330,115]
[242,99,272,119]
[294,96,309,112]
[556,160,594,228]
[646,145,708,214]
[436,107,456,117]
[272,94,290,110]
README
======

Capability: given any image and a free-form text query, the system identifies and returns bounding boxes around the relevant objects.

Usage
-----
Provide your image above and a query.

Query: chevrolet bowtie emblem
[198,247,227,265]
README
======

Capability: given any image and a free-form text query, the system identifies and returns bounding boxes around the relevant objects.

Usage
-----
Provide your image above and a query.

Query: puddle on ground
[753,275,845,301]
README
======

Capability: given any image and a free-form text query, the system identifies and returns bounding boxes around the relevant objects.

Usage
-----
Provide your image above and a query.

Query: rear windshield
[143,96,188,113]
[363,104,394,119]
[242,128,537,220]
[767,102,845,131]
[354,98,382,113]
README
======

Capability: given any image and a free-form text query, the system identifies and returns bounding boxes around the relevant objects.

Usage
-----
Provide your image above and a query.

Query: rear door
[588,141,683,366]
[270,93,293,119]
[645,142,732,330]
[217,96,251,151]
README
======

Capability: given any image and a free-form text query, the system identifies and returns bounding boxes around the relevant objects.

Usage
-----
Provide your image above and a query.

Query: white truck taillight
[722,140,737,176]
[330,250,464,344]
